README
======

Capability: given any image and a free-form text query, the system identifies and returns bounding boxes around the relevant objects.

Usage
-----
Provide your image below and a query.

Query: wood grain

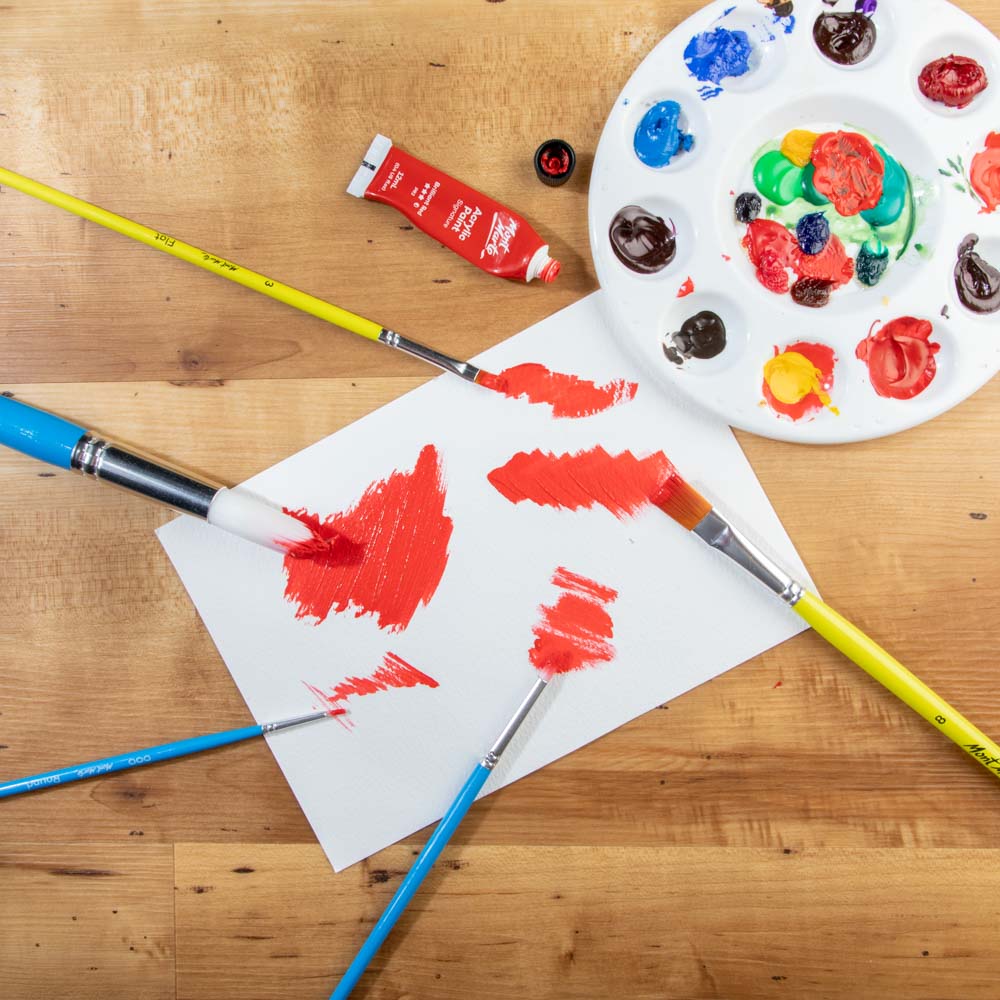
[2,1,1000,998]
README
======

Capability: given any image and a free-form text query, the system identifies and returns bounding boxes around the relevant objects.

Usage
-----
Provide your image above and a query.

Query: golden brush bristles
[651,470,713,531]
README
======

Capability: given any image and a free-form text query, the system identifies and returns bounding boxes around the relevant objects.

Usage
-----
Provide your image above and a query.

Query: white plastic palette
[589,0,1000,443]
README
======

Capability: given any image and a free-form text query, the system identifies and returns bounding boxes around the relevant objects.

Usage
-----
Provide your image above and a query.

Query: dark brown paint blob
[790,277,834,308]
[663,310,727,364]
[609,205,677,274]
[955,234,1000,315]
[813,12,876,66]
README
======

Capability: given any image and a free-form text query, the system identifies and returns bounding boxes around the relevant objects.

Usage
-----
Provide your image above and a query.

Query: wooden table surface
[2,2,999,997]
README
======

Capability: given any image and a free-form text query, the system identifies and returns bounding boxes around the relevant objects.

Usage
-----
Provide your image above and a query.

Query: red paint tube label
[347,134,560,284]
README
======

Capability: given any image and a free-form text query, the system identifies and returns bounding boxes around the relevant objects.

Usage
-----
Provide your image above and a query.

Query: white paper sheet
[157,292,811,872]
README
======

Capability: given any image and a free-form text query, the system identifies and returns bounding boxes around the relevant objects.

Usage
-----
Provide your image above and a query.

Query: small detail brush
[0,166,502,388]
[330,676,549,999]
[651,466,1000,780]
[0,394,336,555]
[0,708,346,799]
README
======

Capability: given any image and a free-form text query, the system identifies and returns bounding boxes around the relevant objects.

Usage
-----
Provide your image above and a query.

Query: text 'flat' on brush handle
[793,591,1000,779]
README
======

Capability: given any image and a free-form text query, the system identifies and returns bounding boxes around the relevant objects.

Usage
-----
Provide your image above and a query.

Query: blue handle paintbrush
[0,709,345,799]
[331,676,548,999]
[0,393,326,554]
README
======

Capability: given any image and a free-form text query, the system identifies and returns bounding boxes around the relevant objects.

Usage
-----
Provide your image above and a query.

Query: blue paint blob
[633,101,695,168]
[796,212,831,255]
[775,14,796,34]
[684,28,753,88]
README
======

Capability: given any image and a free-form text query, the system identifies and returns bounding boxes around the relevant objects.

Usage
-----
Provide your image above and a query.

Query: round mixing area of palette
[588,0,1000,444]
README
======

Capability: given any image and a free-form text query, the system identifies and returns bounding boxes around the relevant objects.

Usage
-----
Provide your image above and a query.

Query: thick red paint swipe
[855,316,939,400]
[488,446,677,518]
[305,652,439,712]
[282,444,453,631]
[530,567,619,679]
[479,363,638,418]
[677,276,695,297]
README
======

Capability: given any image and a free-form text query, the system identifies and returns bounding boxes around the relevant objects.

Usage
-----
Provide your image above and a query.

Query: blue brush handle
[331,761,492,1000]
[0,394,87,470]
[0,724,264,799]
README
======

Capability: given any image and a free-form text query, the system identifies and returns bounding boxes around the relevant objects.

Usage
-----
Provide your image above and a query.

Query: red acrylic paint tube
[347,134,561,284]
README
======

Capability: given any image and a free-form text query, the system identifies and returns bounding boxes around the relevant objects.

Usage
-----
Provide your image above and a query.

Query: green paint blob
[860,146,907,228]
[753,150,805,207]
[801,163,830,206]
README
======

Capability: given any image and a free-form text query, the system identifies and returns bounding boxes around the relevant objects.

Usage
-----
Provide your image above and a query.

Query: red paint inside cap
[540,259,561,283]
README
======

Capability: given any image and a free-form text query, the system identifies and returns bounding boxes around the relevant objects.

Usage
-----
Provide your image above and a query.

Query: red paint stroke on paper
[305,652,439,726]
[530,567,619,679]
[282,444,453,631]
[488,446,677,519]
[677,276,695,297]
[478,363,638,418]
[855,316,939,399]
[971,132,1000,214]
[773,680,783,689]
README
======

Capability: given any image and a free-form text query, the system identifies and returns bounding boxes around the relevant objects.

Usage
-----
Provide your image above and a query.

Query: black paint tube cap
[534,139,576,187]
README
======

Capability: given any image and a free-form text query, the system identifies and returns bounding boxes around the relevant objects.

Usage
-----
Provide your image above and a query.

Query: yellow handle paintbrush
[0,166,499,386]
[653,469,1000,781]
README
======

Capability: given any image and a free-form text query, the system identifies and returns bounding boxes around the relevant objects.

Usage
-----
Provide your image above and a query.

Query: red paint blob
[305,652,439,712]
[540,149,571,176]
[677,276,695,297]
[918,55,988,109]
[282,445,453,631]
[742,220,853,298]
[488,446,677,519]
[971,132,1000,214]
[530,567,618,679]
[810,131,885,216]
[855,316,940,400]
[742,219,798,294]
[792,233,854,287]
[761,341,837,421]
[481,363,638,419]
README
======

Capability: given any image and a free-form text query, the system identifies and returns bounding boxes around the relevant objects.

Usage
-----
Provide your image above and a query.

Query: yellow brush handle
[795,590,1000,779]
[0,166,384,342]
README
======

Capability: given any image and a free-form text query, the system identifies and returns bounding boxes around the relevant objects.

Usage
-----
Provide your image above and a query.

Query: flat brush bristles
[474,369,508,393]
[651,469,712,530]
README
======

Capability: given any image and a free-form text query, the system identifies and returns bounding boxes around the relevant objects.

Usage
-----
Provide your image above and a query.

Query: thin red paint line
[304,652,439,728]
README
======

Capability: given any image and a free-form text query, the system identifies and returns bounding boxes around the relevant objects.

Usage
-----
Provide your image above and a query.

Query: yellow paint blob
[780,129,821,168]
[763,351,839,414]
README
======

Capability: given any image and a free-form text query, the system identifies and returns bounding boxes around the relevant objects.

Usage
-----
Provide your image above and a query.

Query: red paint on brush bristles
[326,707,349,717]
[282,444,453,631]
[305,652,439,719]
[530,567,619,679]
[488,444,710,530]
[476,363,638,419]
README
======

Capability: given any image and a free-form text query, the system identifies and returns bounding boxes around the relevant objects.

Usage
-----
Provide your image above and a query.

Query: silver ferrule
[69,433,220,519]
[481,676,548,770]
[693,509,804,605]
[262,710,329,735]
[378,328,482,383]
